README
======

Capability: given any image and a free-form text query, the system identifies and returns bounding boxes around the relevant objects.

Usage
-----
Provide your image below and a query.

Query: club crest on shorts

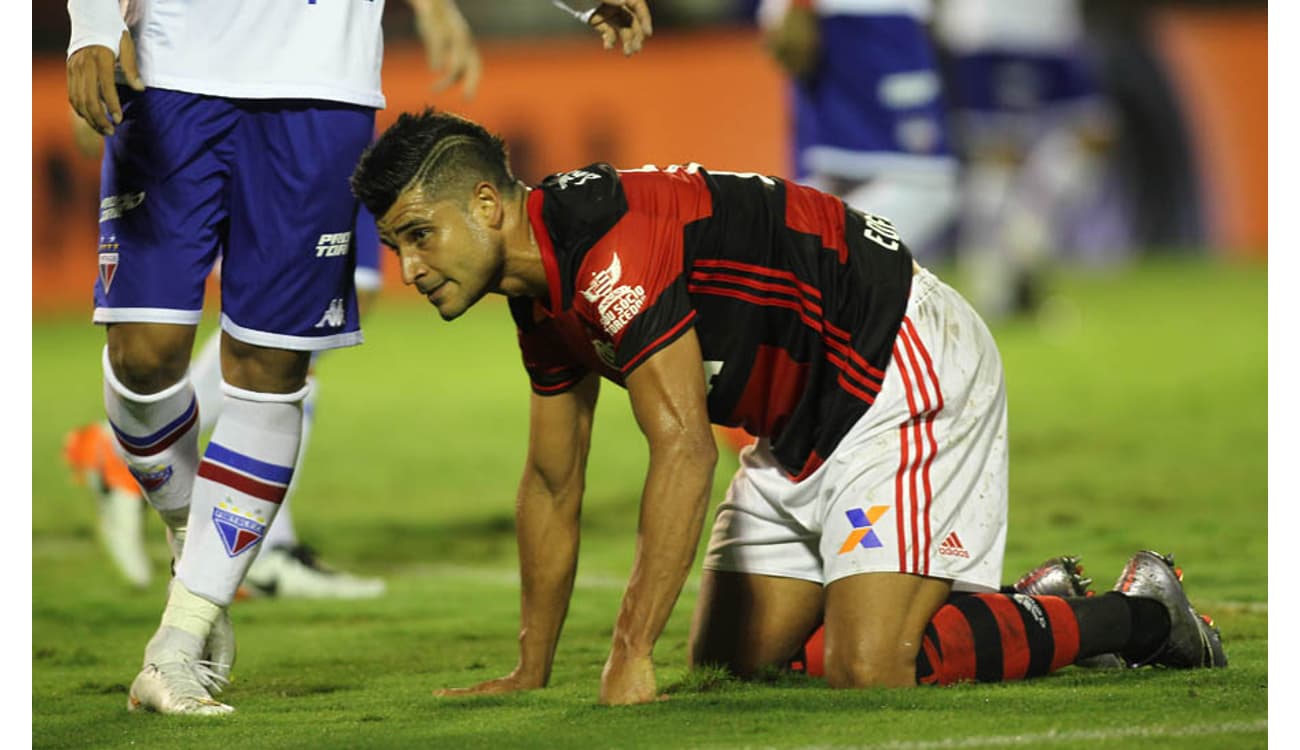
[212,501,267,558]
[128,463,173,492]
[838,505,891,554]
[98,235,120,294]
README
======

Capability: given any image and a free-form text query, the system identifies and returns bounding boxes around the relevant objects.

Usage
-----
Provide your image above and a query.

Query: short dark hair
[350,108,518,219]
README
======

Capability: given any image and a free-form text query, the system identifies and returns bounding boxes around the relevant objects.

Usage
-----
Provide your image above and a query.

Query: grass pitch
[32,258,1267,748]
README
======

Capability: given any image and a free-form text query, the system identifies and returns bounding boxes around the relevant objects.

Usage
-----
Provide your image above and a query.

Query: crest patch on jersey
[212,503,267,558]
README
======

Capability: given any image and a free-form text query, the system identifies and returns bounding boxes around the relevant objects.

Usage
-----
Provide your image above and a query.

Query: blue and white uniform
[73,0,384,350]
[759,0,958,256]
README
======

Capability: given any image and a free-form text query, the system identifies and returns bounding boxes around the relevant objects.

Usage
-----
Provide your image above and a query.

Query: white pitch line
[778,719,1267,750]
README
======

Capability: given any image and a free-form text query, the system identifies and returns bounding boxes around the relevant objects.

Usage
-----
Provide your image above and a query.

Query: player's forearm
[609,442,716,658]
[512,470,583,686]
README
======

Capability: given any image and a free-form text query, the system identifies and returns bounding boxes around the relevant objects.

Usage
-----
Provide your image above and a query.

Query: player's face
[378,186,504,321]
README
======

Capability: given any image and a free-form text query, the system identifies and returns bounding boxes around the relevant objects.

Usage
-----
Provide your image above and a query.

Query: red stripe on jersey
[526,190,564,313]
[783,181,848,263]
[532,378,581,394]
[692,259,823,300]
[824,320,886,379]
[789,450,825,482]
[197,462,287,505]
[825,352,878,404]
[929,601,977,685]
[726,344,811,438]
[1036,596,1082,670]
[688,270,824,317]
[983,595,1032,681]
[620,310,698,374]
[688,280,884,400]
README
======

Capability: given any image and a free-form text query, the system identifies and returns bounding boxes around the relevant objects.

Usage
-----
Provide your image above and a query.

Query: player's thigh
[94,89,234,335]
[694,448,826,675]
[222,100,375,354]
[822,571,952,688]
[689,569,824,676]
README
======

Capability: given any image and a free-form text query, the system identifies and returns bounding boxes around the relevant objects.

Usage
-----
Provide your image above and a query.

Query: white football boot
[128,626,234,715]
[239,544,385,600]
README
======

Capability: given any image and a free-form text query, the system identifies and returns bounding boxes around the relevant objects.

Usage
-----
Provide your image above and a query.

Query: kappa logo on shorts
[314,298,346,328]
[212,502,267,558]
[128,463,173,492]
[99,191,146,222]
[938,531,970,559]
[315,232,352,258]
[838,505,891,554]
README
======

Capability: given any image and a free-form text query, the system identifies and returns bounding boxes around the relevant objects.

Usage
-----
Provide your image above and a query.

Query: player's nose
[399,249,427,286]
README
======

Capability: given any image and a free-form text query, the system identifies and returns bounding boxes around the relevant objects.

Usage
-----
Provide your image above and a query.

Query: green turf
[32,258,1268,748]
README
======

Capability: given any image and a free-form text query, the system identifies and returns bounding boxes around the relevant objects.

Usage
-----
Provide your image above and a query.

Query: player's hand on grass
[66,30,144,137]
[433,668,543,698]
[408,0,482,100]
[590,1,653,56]
[599,651,664,706]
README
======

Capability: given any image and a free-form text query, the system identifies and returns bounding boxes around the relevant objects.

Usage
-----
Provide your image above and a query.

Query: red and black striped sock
[915,593,1082,685]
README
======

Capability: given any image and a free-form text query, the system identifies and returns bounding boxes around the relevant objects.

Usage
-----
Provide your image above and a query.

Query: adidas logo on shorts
[938,531,970,559]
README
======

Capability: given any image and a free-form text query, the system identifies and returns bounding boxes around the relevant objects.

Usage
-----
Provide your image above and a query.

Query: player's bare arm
[66,29,143,136]
[603,329,717,705]
[434,374,600,697]
[407,0,482,99]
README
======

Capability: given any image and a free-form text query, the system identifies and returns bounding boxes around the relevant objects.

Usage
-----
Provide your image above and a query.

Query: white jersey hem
[142,75,385,109]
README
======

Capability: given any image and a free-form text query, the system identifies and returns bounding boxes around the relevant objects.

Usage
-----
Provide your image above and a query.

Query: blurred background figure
[757,0,959,260]
[933,0,1122,320]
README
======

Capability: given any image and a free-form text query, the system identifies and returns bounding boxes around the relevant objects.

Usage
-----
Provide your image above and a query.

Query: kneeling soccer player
[349,110,1224,704]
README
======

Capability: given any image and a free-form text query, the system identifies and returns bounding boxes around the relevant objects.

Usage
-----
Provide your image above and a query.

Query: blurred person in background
[758,0,959,260]
[933,0,1120,319]
[65,0,652,716]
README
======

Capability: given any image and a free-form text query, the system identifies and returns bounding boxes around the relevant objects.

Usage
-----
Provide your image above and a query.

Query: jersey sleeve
[509,297,590,396]
[571,215,696,378]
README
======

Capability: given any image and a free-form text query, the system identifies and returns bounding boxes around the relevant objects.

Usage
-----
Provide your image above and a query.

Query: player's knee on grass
[106,323,198,394]
[688,570,823,677]
[822,572,952,689]
[220,333,312,394]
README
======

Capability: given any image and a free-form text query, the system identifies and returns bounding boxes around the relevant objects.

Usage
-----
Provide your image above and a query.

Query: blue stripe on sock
[204,441,294,485]
[112,398,198,448]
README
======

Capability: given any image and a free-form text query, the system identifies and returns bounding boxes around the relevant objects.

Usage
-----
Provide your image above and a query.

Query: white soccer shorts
[703,267,1008,592]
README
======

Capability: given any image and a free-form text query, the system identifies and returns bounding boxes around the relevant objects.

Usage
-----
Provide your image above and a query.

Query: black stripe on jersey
[961,596,1006,683]
[538,164,629,311]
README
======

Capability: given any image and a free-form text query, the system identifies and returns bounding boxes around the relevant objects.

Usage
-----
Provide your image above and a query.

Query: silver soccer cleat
[1112,550,1228,669]
[1013,555,1126,669]
[1012,555,1092,597]
[127,626,234,716]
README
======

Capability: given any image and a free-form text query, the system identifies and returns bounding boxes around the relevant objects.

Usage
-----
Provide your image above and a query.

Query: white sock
[190,331,224,434]
[101,346,200,521]
[177,381,308,606]
[159,580,223,640]
[262,376,316,549]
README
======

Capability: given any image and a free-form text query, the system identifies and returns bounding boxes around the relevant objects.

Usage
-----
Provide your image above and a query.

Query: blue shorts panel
[793,14,953,179]
[947,50,1100,114]
[221,99,374,349]
[93,89,375,350]
[94,88,239,324]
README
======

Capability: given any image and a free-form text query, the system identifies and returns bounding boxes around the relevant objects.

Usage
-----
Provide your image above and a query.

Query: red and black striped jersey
[510,162,914,481]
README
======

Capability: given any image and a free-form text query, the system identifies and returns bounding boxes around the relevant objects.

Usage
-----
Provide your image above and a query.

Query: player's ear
[472,181,504,229]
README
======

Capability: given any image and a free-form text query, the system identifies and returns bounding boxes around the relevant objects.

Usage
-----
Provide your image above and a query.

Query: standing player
[66,0,654,717]
[759,0,959,259]
[349,110,1224,704]
[933,0,1117,318]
